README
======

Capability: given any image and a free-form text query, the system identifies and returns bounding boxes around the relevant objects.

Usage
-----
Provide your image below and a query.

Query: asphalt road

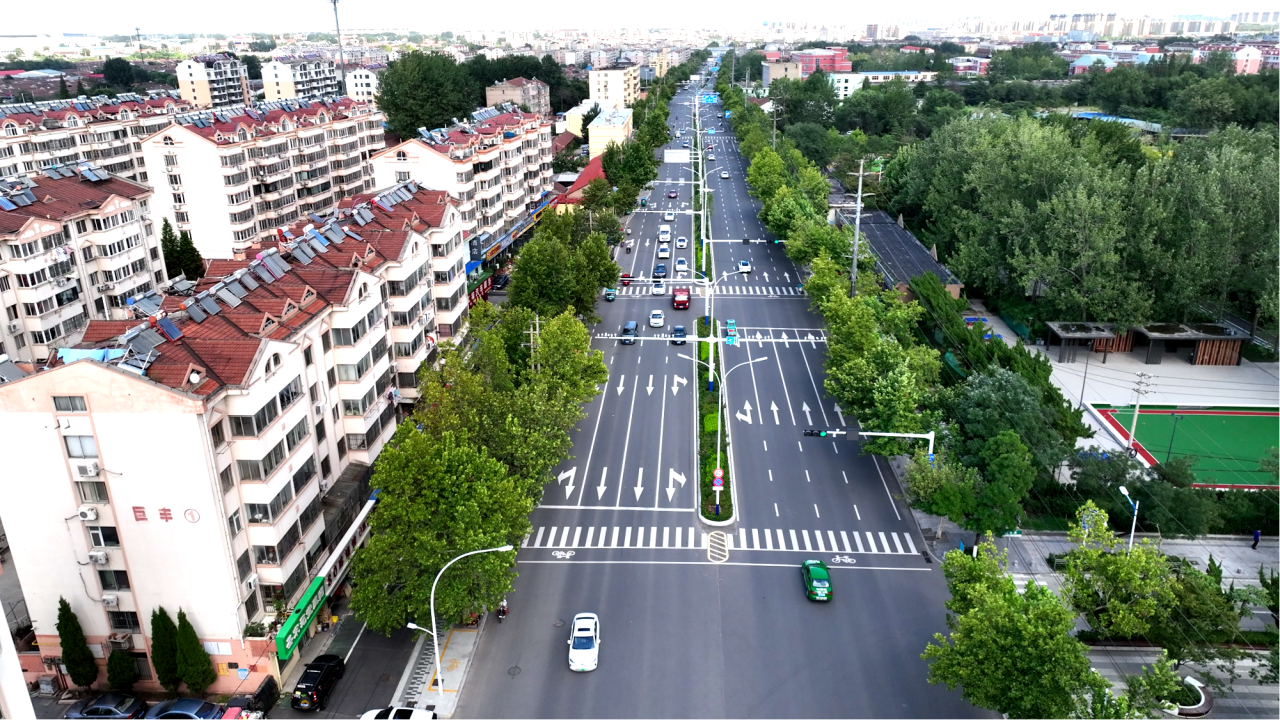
[457,72,987,718]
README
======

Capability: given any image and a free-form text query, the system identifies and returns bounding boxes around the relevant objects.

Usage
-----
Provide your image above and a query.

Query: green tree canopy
[56,597,98,688]
[150,606,181,693]
[377,51,479,136]
[176,609,216,696]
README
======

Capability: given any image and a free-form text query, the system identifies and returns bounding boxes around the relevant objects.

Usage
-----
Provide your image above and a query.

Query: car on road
[621,321,638,344]
[65,694,147,718]
[567,612,601,672]
[720,171,730,179]
[675,258,688,273]
[491,273,510,290]
[143,699,222,719]
[650,310,665,327]
[620,273,632,285]
[726,319,737,337]
[708,154,715,161]
[658,244,671,259]
[671,325,687,345]
[290,654,345,711]
[667,190,678,199]
[676,236,688,248]
[802,560,833,601]
[651,280,666,295]
[681,141,690,148]
[653,263,667,278]
[663,211,675,221]
[360,708,438,720]
[739,260,752,273]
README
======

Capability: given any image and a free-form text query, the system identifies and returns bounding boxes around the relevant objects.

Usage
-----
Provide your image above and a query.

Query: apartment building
[1,94,187,184]
[828,71,939,99]
[587,107,632,160]
[139,98,386,261]
[0,205,440,690]
[370,106,554,269]
[345,67,382,104]
[176,55,252,109]
[791,48,853,74]
[947,56,990,76]
[484,77,551,117]
[262,59,343,102]
[589,65,640,107]
[1192,44,1264,74]
[761,61,804,87]
[0,166,166,366]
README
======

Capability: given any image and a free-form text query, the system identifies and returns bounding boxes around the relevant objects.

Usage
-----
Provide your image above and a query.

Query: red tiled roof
[551,131,577,154]
[503,77,547,88]
[562,155,607,201]
[0,172,151,236]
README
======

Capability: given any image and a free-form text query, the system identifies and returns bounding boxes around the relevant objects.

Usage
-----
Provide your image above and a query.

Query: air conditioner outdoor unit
[107,633,133,650]
[78,461,101,477]
[314,402,324,416]
[100,595,118,608]
[88,551,109,565]
[6,323,18,333]
[54,278,68,287]
[77,505,99,521]
[245,573,258,592]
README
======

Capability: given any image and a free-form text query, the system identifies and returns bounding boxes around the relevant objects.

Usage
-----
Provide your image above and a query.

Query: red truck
[672,287,690,309]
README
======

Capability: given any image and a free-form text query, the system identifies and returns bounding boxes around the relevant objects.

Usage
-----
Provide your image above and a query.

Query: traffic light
[802,430,828,437]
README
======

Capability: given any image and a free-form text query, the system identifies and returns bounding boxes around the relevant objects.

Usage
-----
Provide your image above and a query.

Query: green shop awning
[275,576,327,661]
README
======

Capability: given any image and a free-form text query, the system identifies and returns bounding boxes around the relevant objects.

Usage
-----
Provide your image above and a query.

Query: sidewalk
[270,597,363,718]
[1088,646,1279,719]
[396,617,485,719]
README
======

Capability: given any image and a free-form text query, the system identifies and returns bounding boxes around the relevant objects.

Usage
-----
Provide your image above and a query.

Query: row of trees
[376,51,589,137]
[56,599,215,694]
[925,504,1278,717]
[348,302,607,632]
[884,115,1279,332]
[507,209,620,321]
[160,218,207,282]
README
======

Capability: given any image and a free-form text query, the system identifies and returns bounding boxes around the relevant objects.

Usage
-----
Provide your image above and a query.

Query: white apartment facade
[587,107,632,160]
[262,59,343,102]
[828,71,939,99]
[345,68,382,104]
[370,108,554,268]
[176,55,253,109]
[139,98,385,261]
[0,167,166,366]
[1,95,187,184]
[589,65,640,107]
[0,198,454,691]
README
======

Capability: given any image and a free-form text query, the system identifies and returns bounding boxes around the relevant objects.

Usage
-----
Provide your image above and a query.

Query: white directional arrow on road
[763,271,770,283]
[646,375,654,396]
[770,401,780,425]
[558,467,576,498]
[806,333,818,349]
[596,467,608,499]
[834,404,846,426]
[666,469,686,502]
[671,375,687,396]
[736,400,753,424]
[645,238,651,247]
[802,402,813,425]
[781,332,790,348]
[784,271,792,283]
[616,375,627,396]
[633,467,645,501]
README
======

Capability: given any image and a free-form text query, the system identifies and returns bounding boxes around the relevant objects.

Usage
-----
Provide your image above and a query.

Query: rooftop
[859,210,962,288]
[0,165,150,236]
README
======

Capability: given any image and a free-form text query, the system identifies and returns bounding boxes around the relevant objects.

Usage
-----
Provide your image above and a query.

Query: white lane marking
[840,531,852,553]
[765,529,774,549]
[752,528,761,549]
[854,505,861,520]
[651,526,659,548]
[866,532,878,553]
[653,374,668,508]
[663,526,670,548]
[611,526,620,548]
[624,526,632,548]
[764,440,767,451]
[842,471,849,484]
[772,344,797,425]
[802,530,813,551]
[739,528,748,549]
[814,504,820,518]
[789,529,799,550]
[774,503,779,517]
[872,456,902,521]
[833,442,838,454]
[576,367,610,506]
[532,526,545,547]
[768,469,773,482]
[816,532,826,552]
[613,376,641,507]
[829,531,839,551]
[519,559,932,571]
[880,532,892,554]
[795,338,830,426]
[853,533,865,552]
[798,441,803,453]
[892,534,905,553]
[905,534,918,554]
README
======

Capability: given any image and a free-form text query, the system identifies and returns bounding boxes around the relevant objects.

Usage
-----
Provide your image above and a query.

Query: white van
[658,225,671,242]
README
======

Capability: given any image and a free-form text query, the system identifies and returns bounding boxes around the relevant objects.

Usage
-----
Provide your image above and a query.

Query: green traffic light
[819,431,827,437]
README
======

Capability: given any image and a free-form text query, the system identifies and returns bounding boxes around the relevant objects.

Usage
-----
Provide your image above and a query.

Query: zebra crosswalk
[521,525,920,555]
[611,285,806,297]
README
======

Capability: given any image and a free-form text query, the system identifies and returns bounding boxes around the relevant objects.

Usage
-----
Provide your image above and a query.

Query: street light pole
[407,544,513,704]
[1118,486,1138,553]
[849,159,866,298]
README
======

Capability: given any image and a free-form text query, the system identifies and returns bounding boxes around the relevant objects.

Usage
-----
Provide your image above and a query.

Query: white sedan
[721,171,730,179]
[675,258,688,273]
[663,211,676,221]
[676,236,688,248]
[657,244,671,259]
[651,281,666,296]
[650,310,665,327]
[739,260,752,273]
[568,613,601,672]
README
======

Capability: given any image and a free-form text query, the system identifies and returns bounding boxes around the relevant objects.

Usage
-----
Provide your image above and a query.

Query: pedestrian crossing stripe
[613,286,805,297]
[521,526,918,554]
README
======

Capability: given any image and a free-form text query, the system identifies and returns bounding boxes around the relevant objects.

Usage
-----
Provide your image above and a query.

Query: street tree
[1061,501,1175,639]
[569,232,620,321]
[745,146,787,202]
[942,367,1066,481]
[507,234,574,317]
[176,609,216,696]
[102,57,134,87]
[349,429,526,633]
[377,51,479,137]
[969,430,1036,535]
[56,597,98,688]
[923,541,1103,718]
[149,607,181,693]
[580,177,612,212]
[107,649,140,691]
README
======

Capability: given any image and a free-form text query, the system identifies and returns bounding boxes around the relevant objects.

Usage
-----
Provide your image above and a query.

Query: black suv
[290,654,345,711]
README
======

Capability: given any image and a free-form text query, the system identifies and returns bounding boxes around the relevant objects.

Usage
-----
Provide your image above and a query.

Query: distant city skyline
[4,2,1262,36]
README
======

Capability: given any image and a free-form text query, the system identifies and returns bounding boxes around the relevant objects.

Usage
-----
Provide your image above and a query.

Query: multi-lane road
[456,75,986,717]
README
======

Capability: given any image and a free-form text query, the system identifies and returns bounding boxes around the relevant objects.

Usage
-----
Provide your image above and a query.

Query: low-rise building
[176,55,252,109]
[484,77,551,117]
[946,56,989,76]
[589,65,640,108]
[587,107,632,160]
[761,61,804,86]
[0,165,165,365]
[345,66,383,104]
[262,58,342,101]
[1192,44,1264,74]
[790,48,853,74]
[139,98,385,260]
[827,71,938,99]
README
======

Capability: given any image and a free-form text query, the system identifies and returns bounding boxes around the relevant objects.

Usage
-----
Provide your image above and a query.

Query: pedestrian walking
[1253,529,1261,549]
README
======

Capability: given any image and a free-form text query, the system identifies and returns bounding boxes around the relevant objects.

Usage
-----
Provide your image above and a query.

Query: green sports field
[1092,404,1279,488]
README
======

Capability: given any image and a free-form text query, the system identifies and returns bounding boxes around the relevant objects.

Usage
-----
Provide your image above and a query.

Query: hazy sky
[8,2,1237,36]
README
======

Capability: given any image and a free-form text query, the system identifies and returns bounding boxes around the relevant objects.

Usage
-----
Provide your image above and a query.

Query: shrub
[107,649,139,691]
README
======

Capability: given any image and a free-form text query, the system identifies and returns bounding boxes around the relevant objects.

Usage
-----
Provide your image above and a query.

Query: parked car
[360,708,437,720]
[65,694,147,719]
[491,273,510,290]
[290,654,345,711]
[143,699,222,719]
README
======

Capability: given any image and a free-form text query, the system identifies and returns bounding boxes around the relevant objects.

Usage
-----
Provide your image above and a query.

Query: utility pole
[136,27,142,56]
[1125,372,1153,455]
[330,0,346,86]
[849,158,866,298]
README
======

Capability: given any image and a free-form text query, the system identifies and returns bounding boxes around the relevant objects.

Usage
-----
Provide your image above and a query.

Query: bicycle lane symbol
[830,556,857,564]
[551,550,576,560]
